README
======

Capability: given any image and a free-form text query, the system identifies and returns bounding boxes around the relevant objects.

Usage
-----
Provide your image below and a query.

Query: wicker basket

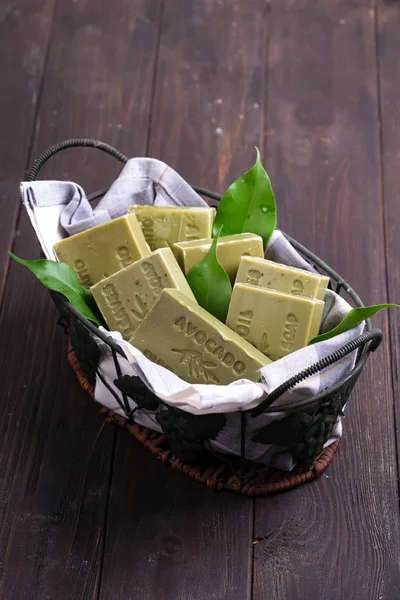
[26,139,383,496]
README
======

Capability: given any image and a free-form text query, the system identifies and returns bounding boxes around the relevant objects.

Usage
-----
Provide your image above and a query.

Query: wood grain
[149,0,269,192]
[98,1,268,598]
[254,2,400,598]
[0,1,162,598]
[101,435,253,600]
[30,0,163,189]
[377,0,400,481]
[0,0,55,299]
[1,1,400,598]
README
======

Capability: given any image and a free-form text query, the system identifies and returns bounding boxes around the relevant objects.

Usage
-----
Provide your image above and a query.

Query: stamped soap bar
[128,205,215,251]
[129,288,271,384]
[172,233,264,282]
[91,248,196,340]
[236,256,329,300]
[226,283,325,361]
[53,214,150,287]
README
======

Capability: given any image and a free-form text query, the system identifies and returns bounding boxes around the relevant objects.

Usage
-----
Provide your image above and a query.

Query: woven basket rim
[67,343,339,497]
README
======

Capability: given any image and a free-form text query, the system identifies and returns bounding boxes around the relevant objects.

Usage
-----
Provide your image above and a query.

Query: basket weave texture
[68,343,339,496]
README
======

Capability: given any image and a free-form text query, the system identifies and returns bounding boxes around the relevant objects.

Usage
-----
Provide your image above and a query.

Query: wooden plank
[98,1,268,598]
[147,0,269,192]
[377,0,400,481]
[0,1,162,598]
[29,0,163,187]
[254,2,400,599]
[102,436,254,600]
[0,0,55,299]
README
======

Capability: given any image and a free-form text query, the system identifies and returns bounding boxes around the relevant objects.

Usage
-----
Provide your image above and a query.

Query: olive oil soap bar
[236,256,329,300]
[91,248,196,340]
[172,233,264,282]
[226,283,325,361]
[128,205,215,251]
[129,288,271,385]
[53,214,150,287]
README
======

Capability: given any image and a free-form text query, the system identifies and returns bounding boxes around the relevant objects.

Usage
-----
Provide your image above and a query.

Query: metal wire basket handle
[25,138,222,203]
[251,328,382,416]
[26,139,383,413]
[26,138,129,181]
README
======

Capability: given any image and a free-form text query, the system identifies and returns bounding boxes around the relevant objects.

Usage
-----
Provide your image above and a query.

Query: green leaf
[9,252,103,326]
[186,227,232,322]
[309,303,400,345]
[212,147,277,247]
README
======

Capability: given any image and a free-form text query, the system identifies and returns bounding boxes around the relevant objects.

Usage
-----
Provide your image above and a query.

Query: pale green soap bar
[91,248,196,340]
[226,283,325,361]
[172,233,264,282]
[53,214,150,287]
[129,288,271,385]
[236,256,329,300]
[128,205,215,251]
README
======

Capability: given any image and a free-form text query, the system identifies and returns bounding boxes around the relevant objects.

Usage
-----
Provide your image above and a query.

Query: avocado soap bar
[130,288,271,385]
[128,205,215,251]
[226,283,325,361]
[53,214,150,287]
[172,233,264,282]
[91,248,196,340]
[236,256,329,300]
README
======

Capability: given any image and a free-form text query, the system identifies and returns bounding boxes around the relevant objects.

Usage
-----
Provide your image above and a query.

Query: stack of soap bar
[236,256,329,300]
[226,284,324,361]
[53,214,150,287]
[91,248,196,340]
[128,205,215,251]
[172,233,264,281]
[130,288,271,384]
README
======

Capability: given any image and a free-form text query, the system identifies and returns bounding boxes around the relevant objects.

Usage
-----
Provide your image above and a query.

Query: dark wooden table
[1,1,399,598]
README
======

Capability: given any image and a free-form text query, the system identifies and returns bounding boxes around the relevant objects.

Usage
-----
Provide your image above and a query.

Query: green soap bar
[53,214,150,287]
[236,256,329,300]
[91,248,196,340]
[226,283,325,361]
[128,205,215,251]
[129,288,271,384]
[172,233,264,282]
